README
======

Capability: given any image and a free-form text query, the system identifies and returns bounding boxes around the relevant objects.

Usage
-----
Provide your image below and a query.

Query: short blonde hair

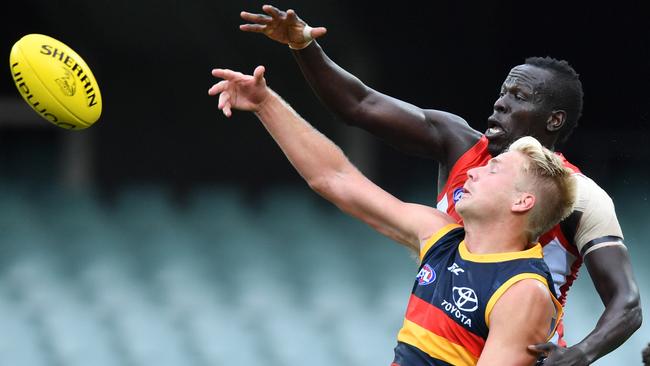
[508,136,577,241]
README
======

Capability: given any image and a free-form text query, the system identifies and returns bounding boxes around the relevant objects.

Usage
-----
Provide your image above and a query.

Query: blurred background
[0,0,648,365]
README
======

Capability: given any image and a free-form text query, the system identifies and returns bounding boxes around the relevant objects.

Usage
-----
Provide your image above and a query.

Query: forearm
[572,292,642,362]
[291,42,477,161]
[292,41,369,121]
[254,89,350,185]
[569,246,643,363]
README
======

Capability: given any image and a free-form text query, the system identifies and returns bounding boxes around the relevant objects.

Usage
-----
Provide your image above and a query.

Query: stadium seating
[0,183,646,365]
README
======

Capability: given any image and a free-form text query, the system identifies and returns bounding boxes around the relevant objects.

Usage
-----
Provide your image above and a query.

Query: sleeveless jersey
[392,224,562,366]
[435,136,584,346]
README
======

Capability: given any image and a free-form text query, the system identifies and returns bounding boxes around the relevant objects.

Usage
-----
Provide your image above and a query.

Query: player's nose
[493,95,509,114]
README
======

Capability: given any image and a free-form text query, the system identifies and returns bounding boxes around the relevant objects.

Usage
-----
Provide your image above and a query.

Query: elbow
[307,174,336,199]
[621,290,643,333]
[337,89,374,128]
[338,104,365,128]
[627,300,643,332]
[308,172,349,209]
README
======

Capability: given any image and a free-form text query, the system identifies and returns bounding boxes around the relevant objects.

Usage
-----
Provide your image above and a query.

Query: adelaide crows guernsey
[435,135,624,346]
[392,224,562,366]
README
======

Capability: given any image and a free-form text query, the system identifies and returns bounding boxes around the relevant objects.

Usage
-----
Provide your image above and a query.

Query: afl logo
[416,264,436,285]
[452,187,464,203]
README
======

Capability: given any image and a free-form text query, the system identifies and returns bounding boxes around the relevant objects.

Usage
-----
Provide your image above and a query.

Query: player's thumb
[253,65,266,83]
[311,27,327,39]
[528,342,554,353]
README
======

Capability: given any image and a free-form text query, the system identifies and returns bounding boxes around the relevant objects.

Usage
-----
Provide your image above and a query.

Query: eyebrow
[489,158,501,165]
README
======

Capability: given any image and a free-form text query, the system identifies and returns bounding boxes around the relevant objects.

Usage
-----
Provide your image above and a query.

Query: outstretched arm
[208,66,454,251]
[240,5,480,166]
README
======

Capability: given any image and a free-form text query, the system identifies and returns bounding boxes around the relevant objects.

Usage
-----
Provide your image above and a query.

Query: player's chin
[455,200,469,217]
[486,136,509,156]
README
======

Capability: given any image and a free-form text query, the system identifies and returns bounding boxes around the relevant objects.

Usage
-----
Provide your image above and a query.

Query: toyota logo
[452,286,479,312]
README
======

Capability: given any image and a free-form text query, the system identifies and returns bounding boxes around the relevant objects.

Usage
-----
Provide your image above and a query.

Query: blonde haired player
[209,66,577,365]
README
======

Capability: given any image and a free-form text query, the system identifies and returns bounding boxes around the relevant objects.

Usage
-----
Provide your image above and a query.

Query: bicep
[478,280,555,366]
[317,165,454,251]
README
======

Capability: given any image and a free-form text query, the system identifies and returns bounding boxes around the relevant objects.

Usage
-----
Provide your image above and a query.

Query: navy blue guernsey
[392,224,562,366]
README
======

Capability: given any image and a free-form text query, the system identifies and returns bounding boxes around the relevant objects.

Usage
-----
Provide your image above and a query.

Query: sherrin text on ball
[9,33,102,129]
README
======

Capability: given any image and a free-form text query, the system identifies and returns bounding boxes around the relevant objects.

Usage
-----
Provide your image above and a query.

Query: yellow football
[9,34,102,130]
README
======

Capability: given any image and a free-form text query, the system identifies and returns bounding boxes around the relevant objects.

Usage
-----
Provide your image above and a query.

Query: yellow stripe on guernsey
[398,319,478,366]
[484,273,564,341]
[458,241,544,262]
[420,224,463,261]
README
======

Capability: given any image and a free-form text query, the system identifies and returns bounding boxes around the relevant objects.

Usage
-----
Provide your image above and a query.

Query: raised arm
[208,66,455,252]
[239,5,480,166]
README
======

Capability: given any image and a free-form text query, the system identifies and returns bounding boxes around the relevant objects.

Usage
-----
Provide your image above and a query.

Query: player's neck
[463,219,529,254]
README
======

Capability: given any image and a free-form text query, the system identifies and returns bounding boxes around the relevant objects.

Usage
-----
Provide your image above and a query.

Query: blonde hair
[508,136,577,241]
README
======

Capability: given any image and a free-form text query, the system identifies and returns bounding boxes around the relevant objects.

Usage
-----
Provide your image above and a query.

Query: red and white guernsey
[436,136,625,346]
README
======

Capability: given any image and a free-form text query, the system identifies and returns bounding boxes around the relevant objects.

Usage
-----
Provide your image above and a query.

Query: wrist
[571,342,595,364]
[254,89,278,115]
[288,25,313,50]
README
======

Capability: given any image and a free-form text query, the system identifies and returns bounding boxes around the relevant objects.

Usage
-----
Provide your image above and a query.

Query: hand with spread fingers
[240,5,327,49]
[208,66,269,117]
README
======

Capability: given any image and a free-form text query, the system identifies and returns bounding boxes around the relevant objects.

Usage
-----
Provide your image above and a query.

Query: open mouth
[485,118,506,139]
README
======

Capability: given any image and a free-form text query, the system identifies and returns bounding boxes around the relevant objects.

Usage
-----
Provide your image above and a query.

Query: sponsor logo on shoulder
[416,264,436,285]
[447,263,465,276]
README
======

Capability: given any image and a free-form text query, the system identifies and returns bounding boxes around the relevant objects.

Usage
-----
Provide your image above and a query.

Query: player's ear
[512,192,535,213]
[546,109,566,132]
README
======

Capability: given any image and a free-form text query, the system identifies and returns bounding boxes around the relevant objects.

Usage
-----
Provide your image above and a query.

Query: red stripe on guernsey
[539,225,580,258]
[556,153,581,173]
[545,156,580,349]
[437,136,489,204]
[437,136,490,222]
[555,322,568,348]
[558,255,583,305]
[406,294,485,358]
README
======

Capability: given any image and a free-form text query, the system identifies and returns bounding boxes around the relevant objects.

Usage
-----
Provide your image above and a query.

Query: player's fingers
[223,103,232,118]
[212,68,243,80]
[208,80,228,96]
[218,91,230,110]
[527,342,556,353]
[220,96,233,118]
[211,68,228,79]
[311,26,328,39]
[253,65,266,83]
[239,24,268,33]
[240,11,273,24]
[262,4,283,18]
[286,9,299,22]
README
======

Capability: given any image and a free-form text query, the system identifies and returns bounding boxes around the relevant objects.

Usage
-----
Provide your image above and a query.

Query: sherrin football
[9,34,102,129]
